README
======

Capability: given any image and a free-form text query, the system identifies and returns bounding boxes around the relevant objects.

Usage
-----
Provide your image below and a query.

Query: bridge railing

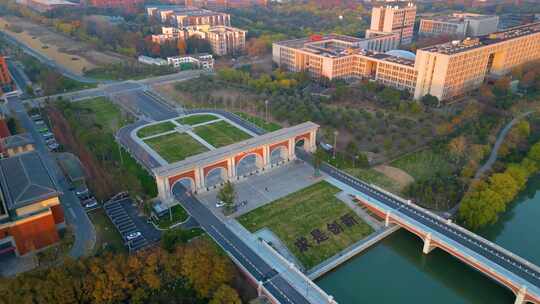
[297,149,540,278]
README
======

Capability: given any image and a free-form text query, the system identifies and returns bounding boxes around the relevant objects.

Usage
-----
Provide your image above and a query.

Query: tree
[448,136,467,162]
[488,173,519,203]
[421,94,439,107]
[218,181,236,213]
[209,285,242,304]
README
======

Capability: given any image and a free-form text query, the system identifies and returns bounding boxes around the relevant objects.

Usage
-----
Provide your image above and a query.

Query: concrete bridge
[153,122,318,203]
[318,162,540,304]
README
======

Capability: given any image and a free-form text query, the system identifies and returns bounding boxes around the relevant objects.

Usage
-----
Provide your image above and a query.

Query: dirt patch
[373,165,414,190]
[0,16,124,75]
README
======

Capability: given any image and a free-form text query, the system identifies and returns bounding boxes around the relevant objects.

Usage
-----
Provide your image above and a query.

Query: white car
[215,200,226,208]
[126,232,142,241]
[84,200,98,209]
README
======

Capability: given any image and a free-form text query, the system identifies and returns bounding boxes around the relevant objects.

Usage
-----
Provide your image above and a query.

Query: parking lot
[103,197,161,252]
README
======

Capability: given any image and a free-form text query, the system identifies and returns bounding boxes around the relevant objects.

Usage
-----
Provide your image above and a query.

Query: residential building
[367,2,416,45]
[138,55,168,66]
[419,13,499,37]
[185,0,267,8]
[203,26,246,56]
[15,0,78,12]
[86,0,143,13]
[167,53,214,69]
[0,57,11,88]
[0,151,64,257]
[1,133,35,157]
[273,22,540,102]
[146,6,230,27]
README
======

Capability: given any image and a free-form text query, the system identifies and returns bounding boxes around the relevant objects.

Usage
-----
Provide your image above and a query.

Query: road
[6,96,96,258]
[173,185,312,304]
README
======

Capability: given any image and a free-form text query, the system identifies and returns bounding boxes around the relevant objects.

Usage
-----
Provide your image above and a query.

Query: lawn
[235,112,282,132]
[137,121,176,138]
[145,132,208,163]
[154,204,189,229]
[238,181,373,269]
[391,150,455,181]
[194,120,252,148]
[88,209,127,254]
[75,97,130,133]
[177,114,218,126]
[346,168,402,194]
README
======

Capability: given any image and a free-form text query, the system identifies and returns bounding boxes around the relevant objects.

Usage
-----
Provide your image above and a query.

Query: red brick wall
[9,213,60,255]
[50,204,65,225]
[0,57,11,86]
[168,170,196,188]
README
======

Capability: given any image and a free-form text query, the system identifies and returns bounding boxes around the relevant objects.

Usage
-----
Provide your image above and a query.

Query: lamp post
[264,99,269,122]
[333,130,339,159]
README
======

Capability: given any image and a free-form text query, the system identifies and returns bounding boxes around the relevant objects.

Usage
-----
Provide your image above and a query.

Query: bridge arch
[236,153,263,177]
[205,167,227,189]
[295,134,311,151]
[172,177,195,193]
[270,145,288,165]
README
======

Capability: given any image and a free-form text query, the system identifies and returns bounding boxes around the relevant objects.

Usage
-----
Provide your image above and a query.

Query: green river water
[317,174,540,303]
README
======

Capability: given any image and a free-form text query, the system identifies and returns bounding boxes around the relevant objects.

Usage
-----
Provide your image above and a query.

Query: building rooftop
[0,151,59,211]
[421,21,540,55]
[148,5,228,17]
[423,13,497,23]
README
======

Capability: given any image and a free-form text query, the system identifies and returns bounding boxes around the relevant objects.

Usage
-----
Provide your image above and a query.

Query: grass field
[235,112,282,132]
[76,97,130,133]
[145,132,208,163]
[346,168,402,194]
[88,209,126,254]
[391,150,455,181]
[177,114,218,126]
[194,120,251,148]
[154,204,189,229]
[238,181,373,269]
[137,121,176,138]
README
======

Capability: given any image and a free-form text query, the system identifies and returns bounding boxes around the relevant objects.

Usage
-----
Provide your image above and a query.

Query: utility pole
[333,130,339,159]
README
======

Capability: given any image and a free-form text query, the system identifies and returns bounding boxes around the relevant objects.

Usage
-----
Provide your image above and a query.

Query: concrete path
[474,111,534,180]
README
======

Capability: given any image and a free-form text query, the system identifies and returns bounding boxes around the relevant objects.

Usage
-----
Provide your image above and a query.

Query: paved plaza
[197,160,324,219]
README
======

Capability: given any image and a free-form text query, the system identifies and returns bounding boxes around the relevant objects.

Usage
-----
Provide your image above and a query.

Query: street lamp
[333,130,339,159]
[264,99,269,122]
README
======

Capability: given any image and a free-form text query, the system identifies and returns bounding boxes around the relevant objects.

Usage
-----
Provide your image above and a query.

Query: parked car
[42,133,54,140]
[48,143,59,151]
[34,120,45,126]
[75,187,90,199]
[45,138,56,144]
[215,200,226,208]
[126,232,142,241]
[84,200,98,209]
[38,127,50,134]
[30,114,41,121]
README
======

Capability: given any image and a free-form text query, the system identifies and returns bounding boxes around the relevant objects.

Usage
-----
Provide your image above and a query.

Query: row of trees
[459,139,540,230]
[0,240,242,304]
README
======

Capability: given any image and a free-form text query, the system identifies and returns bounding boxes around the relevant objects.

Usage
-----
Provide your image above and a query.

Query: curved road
[474,111,533,179]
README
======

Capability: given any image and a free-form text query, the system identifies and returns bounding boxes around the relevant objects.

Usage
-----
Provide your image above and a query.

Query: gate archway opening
[295,138,309,151]
[270,146,288,166]
[206,167,227,189]
[236,154,263,177]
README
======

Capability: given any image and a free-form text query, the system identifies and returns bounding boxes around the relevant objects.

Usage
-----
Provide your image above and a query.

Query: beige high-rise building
[419,13,499,37]
[414,22,540,101]
[203,26,246,56]
[368,2,417,45]
[273,22,540,102]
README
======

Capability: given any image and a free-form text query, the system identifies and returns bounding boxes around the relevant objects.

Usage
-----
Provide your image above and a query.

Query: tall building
[368,2,417,45]
[0,149,64,257]
[419,13,499,37]
[203,26,247,56]
[0,57,12,89]
[273,22,540,102]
